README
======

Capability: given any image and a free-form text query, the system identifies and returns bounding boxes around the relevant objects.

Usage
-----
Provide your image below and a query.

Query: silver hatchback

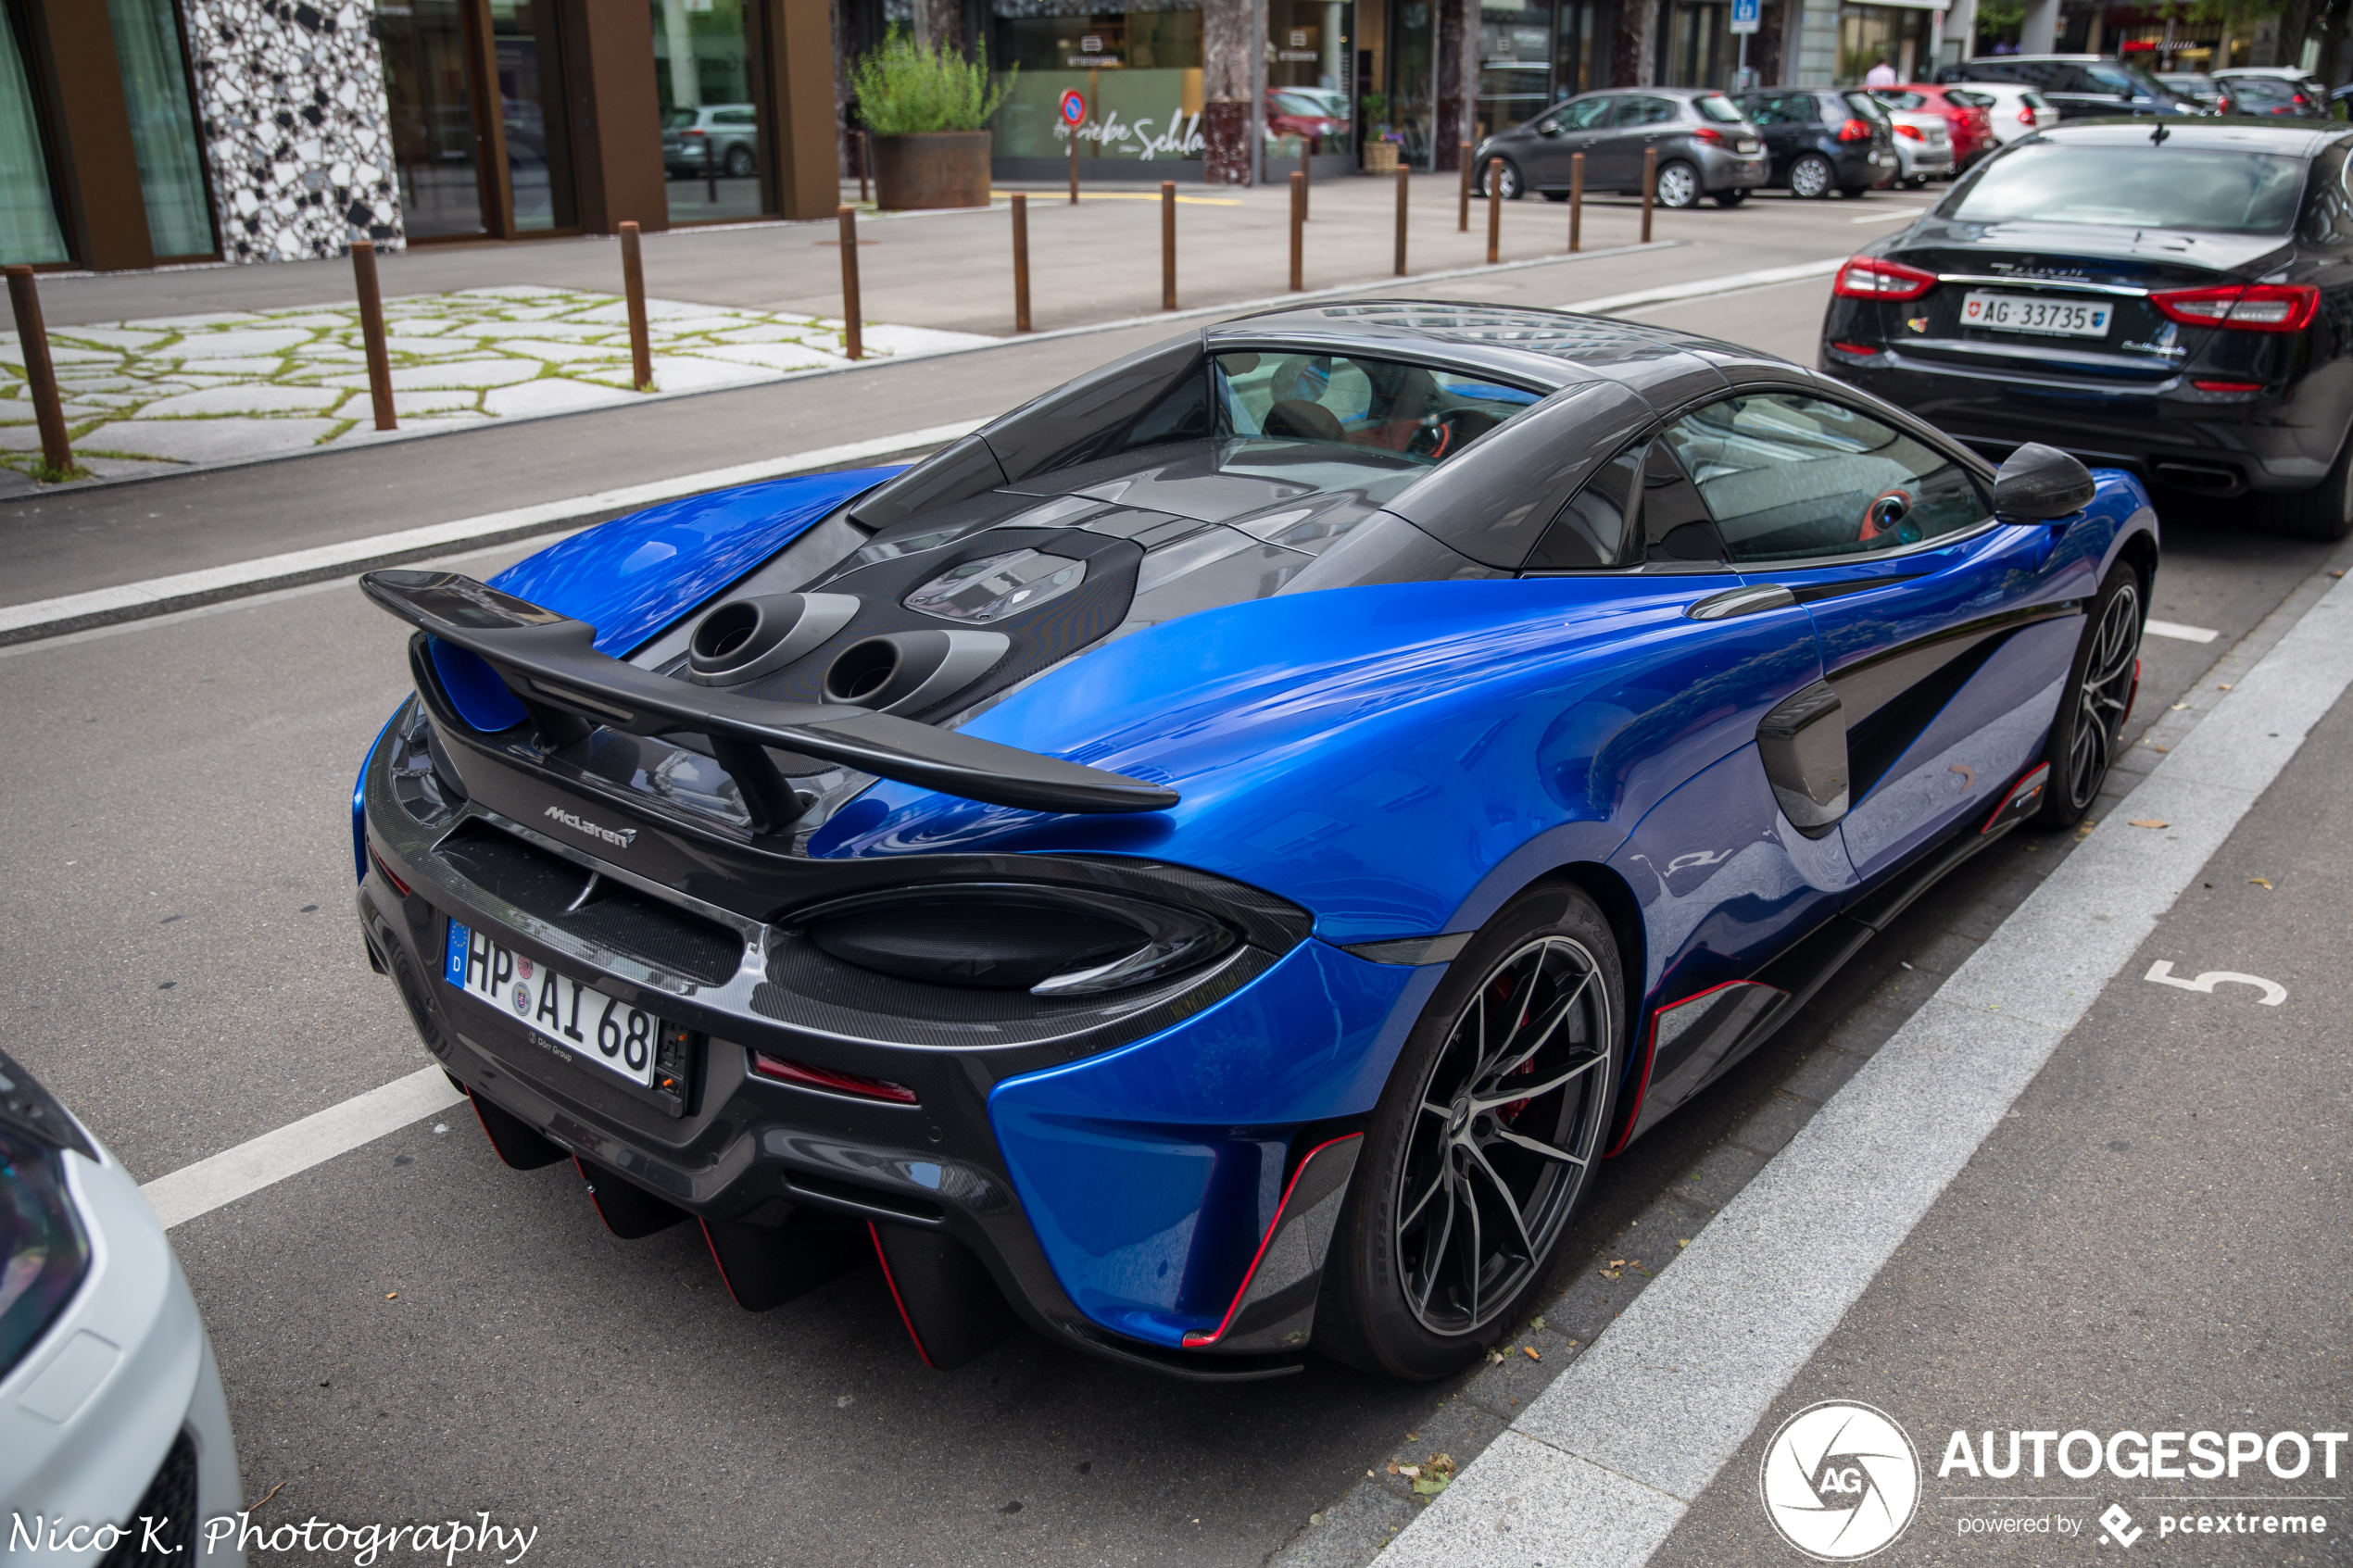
[1474,87,1769,209]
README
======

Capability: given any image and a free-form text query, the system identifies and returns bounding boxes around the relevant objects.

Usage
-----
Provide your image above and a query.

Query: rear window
[1938,143,2307,234]
[1842,91,1889,120]
[1874,91,1931,110]
[1944,89,1993,107]
[1213,352,1541,465]
[1694,94,1744,122]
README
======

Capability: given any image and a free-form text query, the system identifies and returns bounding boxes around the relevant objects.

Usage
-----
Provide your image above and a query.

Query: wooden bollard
[1457,143,1472,232]
[1161,182,1176,310]
[349,234,396,430]
[1068,125,1079,205]
[619,220,653,391]
[1012,193,1031,332]
[858,131,870,205]
[1300,137,1311,220]
[838,206,863,360]
[1569,152,1584,253]
[1642,146,1656,245]
[1393,161,1409,276]
[705,135,720,205]
[1289,170,1305,291]
[1486,162,1502,265]
[3,266,73,478]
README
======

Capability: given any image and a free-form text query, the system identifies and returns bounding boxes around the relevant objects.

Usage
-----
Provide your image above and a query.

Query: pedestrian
[1864,55,1899,87]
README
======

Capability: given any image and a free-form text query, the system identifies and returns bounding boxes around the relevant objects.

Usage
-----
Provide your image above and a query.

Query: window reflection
[653,0,767,223]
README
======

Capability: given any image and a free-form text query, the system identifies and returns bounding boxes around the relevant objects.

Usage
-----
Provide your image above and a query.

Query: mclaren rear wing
[359,570,1178,834]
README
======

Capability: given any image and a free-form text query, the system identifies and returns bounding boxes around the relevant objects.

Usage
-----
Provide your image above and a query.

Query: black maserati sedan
[1821,119,2353,538]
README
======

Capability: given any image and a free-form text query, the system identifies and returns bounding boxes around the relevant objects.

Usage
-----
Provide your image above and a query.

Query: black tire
[1315,883,1625,1379]
[1840,183,1872,198]
[1789,153,1834,198]
[1481,157,1525,200]
[724,144,757,178]
[1541,189,1570,202]
[2035,557,2145,828]
[1654,158,1701,208]
[1712,188,1749,207]
[2252,430,2353,540]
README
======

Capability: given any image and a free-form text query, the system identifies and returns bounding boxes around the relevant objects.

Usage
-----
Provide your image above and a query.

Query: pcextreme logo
[1759,1401,1923,1561]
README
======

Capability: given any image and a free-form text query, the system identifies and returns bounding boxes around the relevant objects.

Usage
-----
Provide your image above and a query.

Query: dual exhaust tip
[686,592,1008,714]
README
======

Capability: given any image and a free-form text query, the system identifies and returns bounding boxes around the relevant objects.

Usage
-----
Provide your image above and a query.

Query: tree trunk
[1616,0,1658,87]
[1202,0,1255,183]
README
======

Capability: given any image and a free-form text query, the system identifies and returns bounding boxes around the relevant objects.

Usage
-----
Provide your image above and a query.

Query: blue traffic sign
[1730,0,1760,32]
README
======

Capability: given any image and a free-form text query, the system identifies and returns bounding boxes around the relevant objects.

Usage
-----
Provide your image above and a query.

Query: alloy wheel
[1392,935,1613,1336]
[2065,581,2141,810]
[1790,156,1832,199]
[1655,161,1699,208]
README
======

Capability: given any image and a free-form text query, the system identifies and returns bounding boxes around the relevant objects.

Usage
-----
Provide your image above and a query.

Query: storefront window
[1478,0,1552,140]
[651,0,767,223]
[496,0,576,231]
[1838,5,1933,84]
[989,2,1204,168]
[107,0,214,257]
[0,0,67,265]
[1267,0,1352,157]
[1662,0,1730,87]
[379,0,488,238]
[1387,0,1432,167]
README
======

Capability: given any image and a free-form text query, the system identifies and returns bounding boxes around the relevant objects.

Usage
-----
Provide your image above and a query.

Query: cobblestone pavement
[0,285,988,482]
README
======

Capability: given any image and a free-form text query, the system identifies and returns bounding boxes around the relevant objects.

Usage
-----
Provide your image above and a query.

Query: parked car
[1821,119,2353,538]
[1933,56,2207,119]
[662,104,759,178]
[1266,87,1346,149]
[2212,65,2329,99]
[1732,87,1898,197]
[2155,70,2224,107]
[354,301,2156,1382]
[1874,83,1997,167]
[2215,73,2329,119]
[1948,81,2057,144]
[1475,87,1767,207]
[1882,103,1956,186]
[0,1049,244,1559]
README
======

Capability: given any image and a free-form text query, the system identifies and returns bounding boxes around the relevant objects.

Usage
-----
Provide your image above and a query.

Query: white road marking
[2144,960,2287,1005]
[2145,619,2221,644]
[1561,256,1846,316]
[0,421,988,642]
[1383,559,2353,1566]
[139,1066,465,1230]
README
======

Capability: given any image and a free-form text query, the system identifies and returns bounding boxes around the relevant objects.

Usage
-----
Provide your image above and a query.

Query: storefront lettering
[1056,109,1206,161]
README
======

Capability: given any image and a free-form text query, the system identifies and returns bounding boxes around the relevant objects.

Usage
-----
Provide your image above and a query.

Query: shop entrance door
[377,0,576,241]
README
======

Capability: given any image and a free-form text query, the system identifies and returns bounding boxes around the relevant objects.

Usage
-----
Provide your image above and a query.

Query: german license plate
[445,921,660,1086]
[1961,291,2114,338]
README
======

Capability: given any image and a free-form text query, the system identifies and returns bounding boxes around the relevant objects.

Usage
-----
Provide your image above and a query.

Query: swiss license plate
[1961,291,2114,338]
[445,921,660,1086]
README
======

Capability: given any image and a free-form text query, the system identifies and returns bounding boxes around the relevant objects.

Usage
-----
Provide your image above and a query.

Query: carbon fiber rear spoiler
[360,570,1178,832]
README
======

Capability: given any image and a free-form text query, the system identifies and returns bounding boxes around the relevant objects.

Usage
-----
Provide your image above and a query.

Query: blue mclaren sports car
[352,302,2156,1382]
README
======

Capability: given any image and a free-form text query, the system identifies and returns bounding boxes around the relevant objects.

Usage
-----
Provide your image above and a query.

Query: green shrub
[850,31,1015,135]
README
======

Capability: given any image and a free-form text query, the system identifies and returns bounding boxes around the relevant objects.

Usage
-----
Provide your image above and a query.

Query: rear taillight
[750,1052,920,1105]
[1837,118,1873,142]
[1692,126,1726,145]
[2149,282,2320,333]
[1894,123,1922,140]
[1833,256,1937,300]
[368,842,412,898]
[2192,379,2265,392]
[2019,106,2036,124]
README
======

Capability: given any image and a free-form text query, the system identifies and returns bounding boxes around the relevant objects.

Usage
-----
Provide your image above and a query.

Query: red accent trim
[1605,979,1757,1158]
[367,842,411,898]
[750,1052,919,1105]
[570,1154,617,1234]
[2122,659,2141,730]
[464,1089,502,1156]
[1829,341,1880,357]
[1180,1133,1364,1349]
[2192,380,2264,393]
[698,1219,748,1311]
[869,1222,935,1369]
[1980,762,2051,834]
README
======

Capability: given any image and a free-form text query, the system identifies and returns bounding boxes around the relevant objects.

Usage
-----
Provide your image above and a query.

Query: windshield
[1213,352,1541,464]
[1937,144,2307,234]
[1694,94,1744,122]
[2081,62,2172,97]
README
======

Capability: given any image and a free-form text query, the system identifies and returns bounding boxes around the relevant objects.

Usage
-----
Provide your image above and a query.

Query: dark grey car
[1473,87,1768,209]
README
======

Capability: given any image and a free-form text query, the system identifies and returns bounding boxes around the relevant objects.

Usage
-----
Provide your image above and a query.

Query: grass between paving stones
[0,284,956,484]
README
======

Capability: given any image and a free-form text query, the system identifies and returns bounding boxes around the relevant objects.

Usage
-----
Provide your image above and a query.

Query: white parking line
[1561,256,1846,315]
[139,1066,465,1230]
[1383,561,2353,1566]
[2145,619,2221,644]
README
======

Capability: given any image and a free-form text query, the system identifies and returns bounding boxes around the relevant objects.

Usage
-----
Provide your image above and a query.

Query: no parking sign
[1059,89,1088,127]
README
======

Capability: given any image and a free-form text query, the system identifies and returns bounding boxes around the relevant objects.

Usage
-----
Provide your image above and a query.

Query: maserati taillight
[1833,256,1937,300]
[2149,282,2320,333]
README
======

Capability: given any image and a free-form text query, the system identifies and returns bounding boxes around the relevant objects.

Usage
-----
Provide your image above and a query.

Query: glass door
[379,0,490,238]
[493,0,577,231]
[0,0,69,264]
[1389,0,1433,167]
[651,0,766,225]
[377,0,578,240]
[107,0,216,258]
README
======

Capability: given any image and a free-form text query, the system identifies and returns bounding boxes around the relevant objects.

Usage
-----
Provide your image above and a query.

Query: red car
[1872,83,1995,169]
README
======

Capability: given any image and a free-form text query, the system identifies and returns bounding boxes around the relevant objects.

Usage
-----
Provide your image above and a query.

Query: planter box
[1363,140,1399,174]
[871,131,992,211]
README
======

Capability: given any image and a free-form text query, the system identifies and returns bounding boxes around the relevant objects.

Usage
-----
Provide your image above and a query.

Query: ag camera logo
[1759,1400,1921,1561]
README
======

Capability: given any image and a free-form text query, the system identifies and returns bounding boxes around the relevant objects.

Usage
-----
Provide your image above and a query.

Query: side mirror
[1994,442,2095,522]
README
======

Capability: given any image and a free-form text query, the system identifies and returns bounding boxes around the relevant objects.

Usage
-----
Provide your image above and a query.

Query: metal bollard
[838,206,863,360]
[1394,161,1409,276]
[1012,193,1031,332]
[1569,152,1584,253]
[1642,146,1656,245]
[1068,127,1079,205]
[1161,181,1176,310]
[1486,162,1502,265]
[1458,144,1472,232]
[349,233,396,430]
[1289,170,1305,291]
[3,266,73,477]
[705,135,719,206]
[619,220,653,392]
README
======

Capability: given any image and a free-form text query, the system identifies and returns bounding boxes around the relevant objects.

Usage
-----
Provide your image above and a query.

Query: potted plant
[1359,93,1397,172]
[849,32,1016,210]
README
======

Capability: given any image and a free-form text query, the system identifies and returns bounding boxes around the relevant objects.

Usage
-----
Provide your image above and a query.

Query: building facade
[4,0,837,270]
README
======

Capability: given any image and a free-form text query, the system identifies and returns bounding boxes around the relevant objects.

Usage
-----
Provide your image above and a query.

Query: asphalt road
[1,222,2345,1566]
